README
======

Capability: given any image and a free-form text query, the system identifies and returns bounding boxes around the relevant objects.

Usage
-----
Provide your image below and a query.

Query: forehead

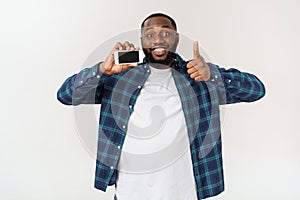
[143,16,175,30]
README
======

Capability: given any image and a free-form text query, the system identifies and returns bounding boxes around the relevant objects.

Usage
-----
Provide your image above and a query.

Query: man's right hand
[99,41,140,75]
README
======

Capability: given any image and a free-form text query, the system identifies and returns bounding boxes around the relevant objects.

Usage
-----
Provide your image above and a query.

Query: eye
[161,31,170,37]
[146,33,154,38]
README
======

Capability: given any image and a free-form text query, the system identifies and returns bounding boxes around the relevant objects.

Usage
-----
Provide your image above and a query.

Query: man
[57,13,265,200]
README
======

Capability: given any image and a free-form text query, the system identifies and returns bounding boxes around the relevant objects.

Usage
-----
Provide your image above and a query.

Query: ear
[175,33,179,46]
[140,36,144,47]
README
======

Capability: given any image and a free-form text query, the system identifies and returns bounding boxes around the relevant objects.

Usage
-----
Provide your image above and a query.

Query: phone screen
[118,51,139,63]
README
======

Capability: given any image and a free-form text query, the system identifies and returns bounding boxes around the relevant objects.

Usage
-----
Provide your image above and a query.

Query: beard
[142,48,176,68]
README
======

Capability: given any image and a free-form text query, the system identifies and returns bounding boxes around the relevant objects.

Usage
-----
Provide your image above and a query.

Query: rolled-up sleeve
[207,63,266,104]
[57,63,109,105]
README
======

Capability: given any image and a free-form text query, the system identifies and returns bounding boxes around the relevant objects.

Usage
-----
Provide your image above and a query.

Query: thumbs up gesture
[186,41,211,82]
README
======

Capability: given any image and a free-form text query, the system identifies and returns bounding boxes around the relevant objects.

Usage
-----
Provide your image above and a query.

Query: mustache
[142,48,176,65]
[150,45,169,50]
[143,43,170,50]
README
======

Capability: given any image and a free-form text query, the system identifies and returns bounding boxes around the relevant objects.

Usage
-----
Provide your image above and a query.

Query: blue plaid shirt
[57,54,265,199]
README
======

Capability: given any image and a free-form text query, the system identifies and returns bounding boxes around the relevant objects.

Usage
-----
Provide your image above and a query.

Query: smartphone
[114,50,143,65]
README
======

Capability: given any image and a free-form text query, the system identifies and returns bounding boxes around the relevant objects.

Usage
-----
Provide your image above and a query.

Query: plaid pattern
[57,54,265,199]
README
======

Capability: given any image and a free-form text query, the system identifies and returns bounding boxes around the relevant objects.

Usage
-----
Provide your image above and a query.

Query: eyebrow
[143,25,174,31]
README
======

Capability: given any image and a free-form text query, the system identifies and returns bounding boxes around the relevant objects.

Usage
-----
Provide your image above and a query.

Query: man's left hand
[186,41,211,82]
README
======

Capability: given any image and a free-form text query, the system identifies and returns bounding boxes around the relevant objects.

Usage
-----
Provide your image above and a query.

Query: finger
[123,41,133,50]
[130,63,138,67]
[187,59,198,69]
[123,41,130,50]
[187,67,197,74]
[194,76,204,82]
[189,71,200,79]
[115,42,123,51]
[193,41,200,59]
[129,43,135,50]
[187,61,195,69]
[122,63,138,70]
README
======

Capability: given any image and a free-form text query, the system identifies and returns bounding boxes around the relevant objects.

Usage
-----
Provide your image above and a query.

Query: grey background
[0,0,299,199]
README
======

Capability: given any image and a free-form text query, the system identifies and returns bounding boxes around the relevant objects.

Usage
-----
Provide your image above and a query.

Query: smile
[151,46,168,56]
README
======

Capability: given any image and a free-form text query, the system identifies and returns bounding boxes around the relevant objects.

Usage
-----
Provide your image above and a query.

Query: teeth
[153,48,165,52]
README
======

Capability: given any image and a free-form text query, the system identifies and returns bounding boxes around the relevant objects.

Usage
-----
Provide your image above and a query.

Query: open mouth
[151,46,168,56]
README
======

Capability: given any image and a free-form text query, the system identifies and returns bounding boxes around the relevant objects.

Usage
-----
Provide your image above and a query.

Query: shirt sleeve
[57,63,109,105]
[206,62,266,105]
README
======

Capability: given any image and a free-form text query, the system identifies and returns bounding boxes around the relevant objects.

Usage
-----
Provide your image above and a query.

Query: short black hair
[141,13,177,31]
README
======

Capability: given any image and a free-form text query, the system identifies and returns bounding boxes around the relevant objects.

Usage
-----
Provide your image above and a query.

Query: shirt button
[211,78,215,82]
[96,75,100,79]
[129,105,133,109]
[92,72,96,76]
[117,146,121,149]
[80,80,83,84]
[228,79,231,83]
[147,69,150,73]
[214,75,218,79]
[138,85,142,89]
[110,166,114,170]
[122,125,126,129]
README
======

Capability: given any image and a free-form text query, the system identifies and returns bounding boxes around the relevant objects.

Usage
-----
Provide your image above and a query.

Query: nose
[153,33,164,44]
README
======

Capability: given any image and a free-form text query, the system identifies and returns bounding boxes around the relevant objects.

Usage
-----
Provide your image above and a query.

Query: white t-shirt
[115,65,197,200]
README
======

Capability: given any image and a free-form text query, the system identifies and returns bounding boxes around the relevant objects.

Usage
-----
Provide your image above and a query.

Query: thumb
[193,41,200,59]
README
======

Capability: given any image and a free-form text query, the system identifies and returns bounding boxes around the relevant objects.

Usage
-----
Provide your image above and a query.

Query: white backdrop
[0,0,299,199]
